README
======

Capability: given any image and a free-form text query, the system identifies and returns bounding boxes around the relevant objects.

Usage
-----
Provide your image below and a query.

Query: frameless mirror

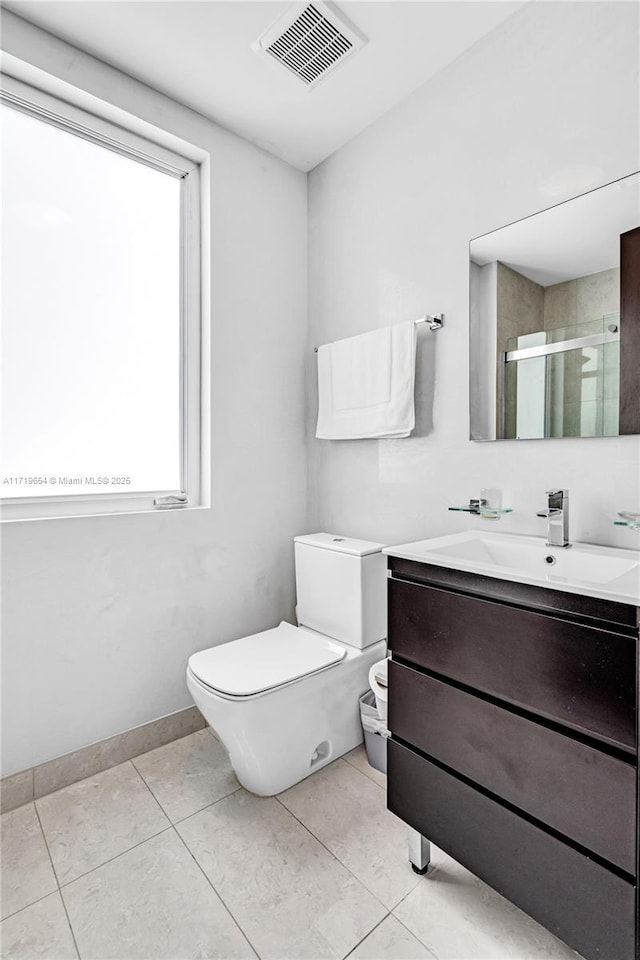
[469,172,640,440]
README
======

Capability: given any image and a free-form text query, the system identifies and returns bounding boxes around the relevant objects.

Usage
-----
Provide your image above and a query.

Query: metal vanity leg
[407,827,430,875]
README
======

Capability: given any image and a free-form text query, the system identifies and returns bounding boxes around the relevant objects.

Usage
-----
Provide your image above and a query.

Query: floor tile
[33,707,205,799]
[393,847,583,960]
[177,789,386,959]
[0,892,77,959]
[348,915,435,960]
[344,744,387,789]
[1,803,57,920]
[62,829,255,959]
[36,761,169,884]
[279,758,419,910]
[133,729,238,822]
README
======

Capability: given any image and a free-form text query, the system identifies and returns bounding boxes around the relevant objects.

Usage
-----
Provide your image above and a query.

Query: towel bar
[314,314,443,352]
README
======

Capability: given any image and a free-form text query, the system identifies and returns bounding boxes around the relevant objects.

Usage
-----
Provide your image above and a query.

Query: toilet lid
[188,621,346,697]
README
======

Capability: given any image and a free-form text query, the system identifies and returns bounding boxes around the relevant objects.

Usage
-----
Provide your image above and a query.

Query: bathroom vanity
[384,533,640,960]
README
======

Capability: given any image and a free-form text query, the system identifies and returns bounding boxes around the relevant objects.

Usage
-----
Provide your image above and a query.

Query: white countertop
[384,531,640,606]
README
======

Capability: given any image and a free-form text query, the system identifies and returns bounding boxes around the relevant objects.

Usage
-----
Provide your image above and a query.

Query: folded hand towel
[316,320,417,439]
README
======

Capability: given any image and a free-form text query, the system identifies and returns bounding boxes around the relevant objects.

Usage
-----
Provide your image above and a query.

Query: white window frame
[0,73,207,522]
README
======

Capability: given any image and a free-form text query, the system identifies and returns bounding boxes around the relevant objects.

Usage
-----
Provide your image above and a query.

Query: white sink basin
[384,531,640,605]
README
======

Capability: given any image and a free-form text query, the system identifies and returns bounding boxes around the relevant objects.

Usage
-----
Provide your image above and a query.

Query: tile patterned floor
[0,730,584,960]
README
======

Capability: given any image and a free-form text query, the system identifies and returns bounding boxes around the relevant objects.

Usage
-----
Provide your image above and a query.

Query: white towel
[316,320,417,439]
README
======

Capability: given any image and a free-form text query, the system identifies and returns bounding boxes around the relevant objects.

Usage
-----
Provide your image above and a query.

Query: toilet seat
[188,621,346,699]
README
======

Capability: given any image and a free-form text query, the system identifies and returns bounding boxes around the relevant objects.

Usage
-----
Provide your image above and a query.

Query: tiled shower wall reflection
[499,265,620,438]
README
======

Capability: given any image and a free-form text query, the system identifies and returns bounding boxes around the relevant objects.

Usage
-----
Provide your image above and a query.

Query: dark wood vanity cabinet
[386,557,640,960]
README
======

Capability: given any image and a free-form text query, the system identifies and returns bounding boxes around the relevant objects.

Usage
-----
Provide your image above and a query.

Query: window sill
[0,498,209,523]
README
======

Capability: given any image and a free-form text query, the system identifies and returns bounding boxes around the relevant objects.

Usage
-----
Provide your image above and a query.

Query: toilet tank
[294,533,387,648]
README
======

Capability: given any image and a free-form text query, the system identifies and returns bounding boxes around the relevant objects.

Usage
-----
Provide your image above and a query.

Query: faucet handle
[545,489,568,509]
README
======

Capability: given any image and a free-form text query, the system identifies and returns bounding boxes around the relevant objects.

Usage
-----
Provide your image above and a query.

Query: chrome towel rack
[314,313,444,352]
[418,313,444,331]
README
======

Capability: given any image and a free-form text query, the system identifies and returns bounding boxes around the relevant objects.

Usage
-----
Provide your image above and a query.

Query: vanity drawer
[388,577,637,751]
[387,740,636,960]
[389,661,637,874]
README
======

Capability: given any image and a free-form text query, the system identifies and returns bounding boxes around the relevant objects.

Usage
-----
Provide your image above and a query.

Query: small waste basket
[359,689,389,775]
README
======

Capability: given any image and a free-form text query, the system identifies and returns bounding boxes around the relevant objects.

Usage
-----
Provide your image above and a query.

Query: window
[1,76,204,520]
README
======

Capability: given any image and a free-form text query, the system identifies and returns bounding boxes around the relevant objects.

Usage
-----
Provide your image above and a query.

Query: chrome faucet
[536,489,570,548]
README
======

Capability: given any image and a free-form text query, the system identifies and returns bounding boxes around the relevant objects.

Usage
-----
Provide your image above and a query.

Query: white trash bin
[359,689,389,774]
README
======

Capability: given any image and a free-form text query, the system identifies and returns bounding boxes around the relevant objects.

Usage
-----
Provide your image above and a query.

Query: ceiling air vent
[253,1,367,89]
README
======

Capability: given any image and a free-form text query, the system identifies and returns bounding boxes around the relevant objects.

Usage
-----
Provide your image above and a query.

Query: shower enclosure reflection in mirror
[469,172,640,441]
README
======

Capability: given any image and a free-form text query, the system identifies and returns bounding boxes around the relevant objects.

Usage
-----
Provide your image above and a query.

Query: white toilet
[186,533,388,796]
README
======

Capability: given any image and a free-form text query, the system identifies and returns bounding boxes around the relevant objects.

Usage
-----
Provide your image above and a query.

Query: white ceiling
[470,172,640,287]
[3,0,522,170]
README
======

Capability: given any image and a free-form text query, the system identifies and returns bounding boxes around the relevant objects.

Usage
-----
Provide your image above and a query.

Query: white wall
[307,2,640,549]
[1,13,308,776]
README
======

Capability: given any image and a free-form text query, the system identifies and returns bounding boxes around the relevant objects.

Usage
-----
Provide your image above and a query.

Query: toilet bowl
[187,623,385,795]
[186,533,388,796]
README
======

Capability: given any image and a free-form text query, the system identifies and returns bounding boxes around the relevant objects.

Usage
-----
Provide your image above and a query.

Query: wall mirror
[469,172,640,441]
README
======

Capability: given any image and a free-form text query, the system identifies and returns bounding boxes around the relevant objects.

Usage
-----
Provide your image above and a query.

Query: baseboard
[0,705,205,814]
